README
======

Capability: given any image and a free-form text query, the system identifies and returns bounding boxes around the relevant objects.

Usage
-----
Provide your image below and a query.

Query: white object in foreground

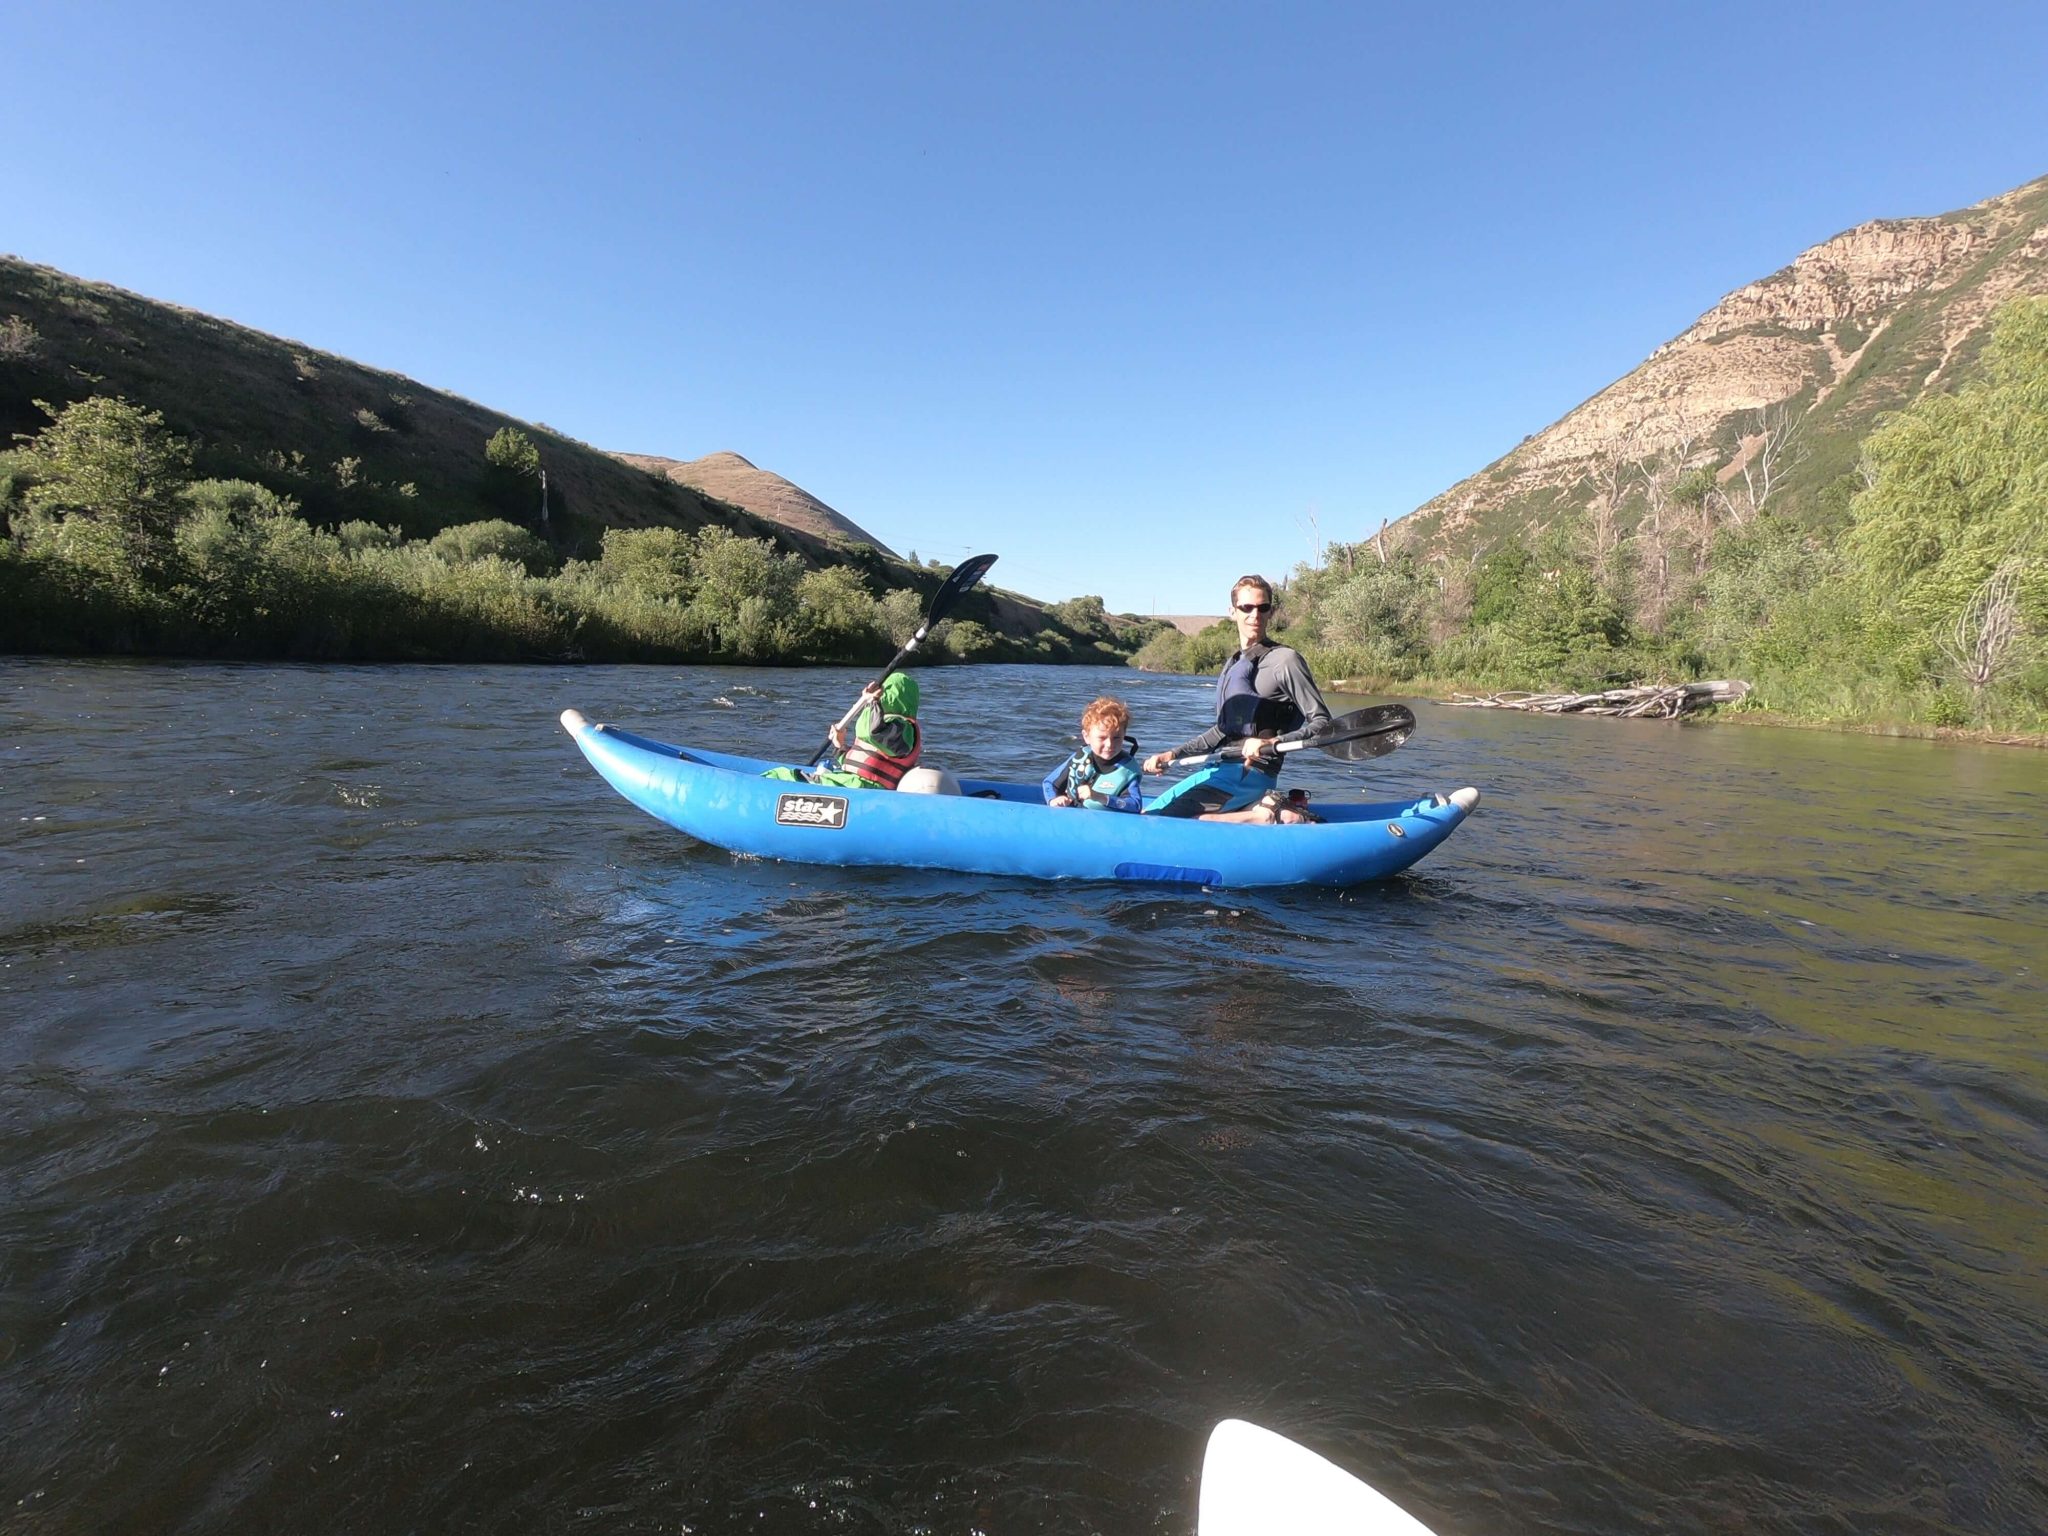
[1199,1420,1442,1536]
[897,766,963,795]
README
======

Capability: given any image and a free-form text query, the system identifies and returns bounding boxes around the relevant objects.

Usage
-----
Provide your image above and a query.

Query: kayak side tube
[560,710,1480,889]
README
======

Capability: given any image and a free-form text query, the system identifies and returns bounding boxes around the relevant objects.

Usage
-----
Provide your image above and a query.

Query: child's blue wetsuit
[1042,740,1144,812]
[1144,758,1275,817]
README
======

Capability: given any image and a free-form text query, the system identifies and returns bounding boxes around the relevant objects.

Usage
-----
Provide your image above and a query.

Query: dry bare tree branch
[1450,681,1751,717]
[1631,432,1698,622]
[1939,558,2028,695]
[1737,401,1810,523]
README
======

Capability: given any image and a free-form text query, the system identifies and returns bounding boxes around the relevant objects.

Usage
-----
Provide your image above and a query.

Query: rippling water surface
[3,659,2044,1534]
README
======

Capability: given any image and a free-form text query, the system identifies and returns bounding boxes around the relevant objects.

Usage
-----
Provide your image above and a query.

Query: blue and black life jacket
[1055,740,1142,810]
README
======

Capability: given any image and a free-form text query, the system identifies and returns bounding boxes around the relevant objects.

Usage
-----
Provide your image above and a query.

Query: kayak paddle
[807,553,998,767]
[1164,704,1415,770]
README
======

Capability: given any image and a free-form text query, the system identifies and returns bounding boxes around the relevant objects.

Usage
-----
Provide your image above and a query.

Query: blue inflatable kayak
[560,709,1479,889]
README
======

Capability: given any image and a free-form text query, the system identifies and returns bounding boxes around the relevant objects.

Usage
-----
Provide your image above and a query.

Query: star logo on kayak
[775,792,849,829]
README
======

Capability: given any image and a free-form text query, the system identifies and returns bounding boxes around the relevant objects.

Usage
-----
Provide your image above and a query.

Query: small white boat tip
[560,708,589,734]
[1200,1419,1443,1536]
[1450,786,1481,812]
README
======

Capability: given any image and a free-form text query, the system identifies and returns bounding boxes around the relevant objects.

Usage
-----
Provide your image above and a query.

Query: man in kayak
[1043,696,1144,812]
[1141,575,1330,824]
[766,671,923,789]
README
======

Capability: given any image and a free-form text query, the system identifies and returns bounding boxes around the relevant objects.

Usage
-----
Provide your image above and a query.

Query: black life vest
[1216,643,1305,740]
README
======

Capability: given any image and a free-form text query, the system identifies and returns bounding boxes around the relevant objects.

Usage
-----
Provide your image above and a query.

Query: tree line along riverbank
[0,401,1158,667]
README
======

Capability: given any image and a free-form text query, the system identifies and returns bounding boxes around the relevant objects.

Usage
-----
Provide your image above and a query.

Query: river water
[2,659,2043,1535]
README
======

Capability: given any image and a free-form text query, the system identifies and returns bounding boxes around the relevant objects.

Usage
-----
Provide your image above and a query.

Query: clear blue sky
[9,1,2046,613]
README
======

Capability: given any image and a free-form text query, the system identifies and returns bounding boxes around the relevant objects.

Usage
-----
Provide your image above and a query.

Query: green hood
[879,671,919,717]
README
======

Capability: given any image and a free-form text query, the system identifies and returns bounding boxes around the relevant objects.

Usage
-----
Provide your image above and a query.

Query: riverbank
[1713,709,2048,749]
[1323,676,2048,749]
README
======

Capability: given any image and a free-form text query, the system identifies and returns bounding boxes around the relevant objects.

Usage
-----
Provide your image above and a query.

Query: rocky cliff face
[1395,174,2048,554]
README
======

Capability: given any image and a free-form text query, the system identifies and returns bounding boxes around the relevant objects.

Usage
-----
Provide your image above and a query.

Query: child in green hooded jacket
[767,671,923,789]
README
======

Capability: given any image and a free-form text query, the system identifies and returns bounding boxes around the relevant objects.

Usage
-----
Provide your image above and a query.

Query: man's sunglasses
[1234,602,1273,614]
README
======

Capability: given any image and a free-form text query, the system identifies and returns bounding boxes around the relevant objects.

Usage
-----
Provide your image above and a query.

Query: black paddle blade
[1325,722,1411,761]
[930,553,998,620]
[1314,704,1416,762]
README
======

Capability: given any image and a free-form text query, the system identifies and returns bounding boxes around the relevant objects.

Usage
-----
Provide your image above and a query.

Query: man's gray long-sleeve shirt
[1167,641,1333,763]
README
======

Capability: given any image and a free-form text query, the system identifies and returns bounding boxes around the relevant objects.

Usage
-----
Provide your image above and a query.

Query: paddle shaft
[807,554,997,767]
[811,629,932,763]
[1162,705,1415,770]
[1164,734,1334,770]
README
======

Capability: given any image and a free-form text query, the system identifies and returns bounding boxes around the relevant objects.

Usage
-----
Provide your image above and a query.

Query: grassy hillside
[0,256,1147,658]
[0,255,796,555]
[612,450,899,554]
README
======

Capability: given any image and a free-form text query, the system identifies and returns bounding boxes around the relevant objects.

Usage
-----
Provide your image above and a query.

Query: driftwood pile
[1449,680,1751,719]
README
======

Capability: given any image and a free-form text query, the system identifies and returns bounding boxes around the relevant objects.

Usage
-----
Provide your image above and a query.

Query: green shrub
[181,478,301,523]
[1315,557,1436,667]
[337,520,403,553]
[940,617,997,660]
[598,526,695,602]
[1927,690,1972,728]
[1049,594,1114,642]
[0,448,38,530]
[1469,543,1537,628]
[1132,627,1190,671]
[0,314,42,360]
[481,427,543,521]
[1845,296,2048,653]
[686,526,806,658]
[1302,635,1419,686]
[1182,620,1237,673]
[174,500,350,649]
[15,395,195,585]
[429,519,553,575]
[1499,519,1632,686]
[796,565,882,657]
[877,587,924,646]
[1465,626,1533,675]
[483,427,540,477]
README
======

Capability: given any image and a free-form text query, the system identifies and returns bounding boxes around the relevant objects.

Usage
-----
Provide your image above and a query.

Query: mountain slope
[1392,173,2048,554]
[0,255,1153,657]
[0,255,839,562]
[612,449,898,555]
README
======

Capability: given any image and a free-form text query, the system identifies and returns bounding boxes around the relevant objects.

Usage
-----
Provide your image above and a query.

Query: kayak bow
[1199,1420,1444,1536]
